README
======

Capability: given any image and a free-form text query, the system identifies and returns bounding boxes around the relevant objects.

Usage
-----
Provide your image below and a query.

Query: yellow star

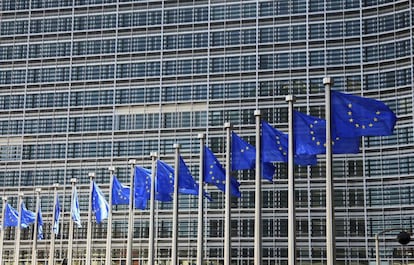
[348,103,352,108]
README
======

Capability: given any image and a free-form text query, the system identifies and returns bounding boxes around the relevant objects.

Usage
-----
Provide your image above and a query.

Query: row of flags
[2,90,397,229]
[0,90,397,265]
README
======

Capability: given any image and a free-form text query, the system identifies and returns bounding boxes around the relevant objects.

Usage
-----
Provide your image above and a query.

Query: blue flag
[231,131,275,181]
[179,157,212,200]
[71,188,82,228]
[231,131,256,171]
[53,195,61,234]
[178,156,200,196]
[20,202,36,229]
[331,90,397,137]
[92,182,109,224]
[204,146,241,198]
[4,204,18,227]
[112,175,130,205]
[294,111,360,155]
[134,166,152,210]
[156,160,175,202]
[37,206,44,240]
[261,121,318,165]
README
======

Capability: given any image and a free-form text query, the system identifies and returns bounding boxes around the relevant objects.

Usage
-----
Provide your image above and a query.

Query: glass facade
[0,0,413,264]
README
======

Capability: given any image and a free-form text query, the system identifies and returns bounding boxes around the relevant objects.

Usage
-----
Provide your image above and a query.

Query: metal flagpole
[148,152,158,265]
[254,110,262,265]
[31,188,41,265]
[286,95,297,265]
[224,122,232,265]
[68,178,77,265]
[127,159,136,265]
[105,166,115,265]
[86,172,95,265]
[14,192,23,265]
[0,197,7,265]
[172,144,180,265]
[324,77,336,265]
[196,133,205,265]
[49,184,59,265]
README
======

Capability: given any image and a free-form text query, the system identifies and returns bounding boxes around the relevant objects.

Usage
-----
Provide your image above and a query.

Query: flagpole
[0,197,7,265]
[224,122,232,265]
[86,172,95,265]
[324,77,336,265]
[105,166,115,265]
[68,178,77,265]
[286,95,297,265]
[197,134,205,265]
[31,188,41,265]
[49,184,59,265]
[127,159,136,265]
[254,110,262,265]
[148,152,158,265]
[14,192,23,265]
[172,144,180,265]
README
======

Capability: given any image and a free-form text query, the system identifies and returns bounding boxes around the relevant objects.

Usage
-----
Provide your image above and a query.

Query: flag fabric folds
[37,207,44,240]
[294,111,360,155]
[4,204,18,227]
[331,90,397,137]
[261,120,318,165]
[53,195,61,234]
[204,146,241,198]
[92,182,109,224]
[231,131,275,181]
[134,166,152,210]
[20,202,36,229]
[111,175,130,205]
[71,188,82,228]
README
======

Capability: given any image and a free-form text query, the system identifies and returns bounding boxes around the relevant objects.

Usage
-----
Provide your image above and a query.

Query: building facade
[0,0,413,264]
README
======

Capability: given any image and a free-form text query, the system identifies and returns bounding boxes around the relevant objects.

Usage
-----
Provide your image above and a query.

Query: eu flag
[71,188,82,228]
[20,202,36,229]
[178,156,200,196]
[331,90,397,137]
[111,175,130,205]
[37,206,44,240]
[134,166,152,210]
[156,160,175,202]
[4,204,18,227]
[294,111,360,155]
[231,131,256,171]
[231,131,275,181]
[92,182,109,224]
[53,195,61,234]
[261,120,318,165]
[204,146,241,198]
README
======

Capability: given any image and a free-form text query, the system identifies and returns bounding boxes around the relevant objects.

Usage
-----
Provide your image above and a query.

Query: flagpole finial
[53,183,59,188]
[108,166,115,173]
[173,143,181,149]
[71,178,77,184]
[323,77,333,86]
[150,152,158,158]
[198,133,205,139]
[254,110,261,116]
[128,159,136,165]
[88,172,95,179]
[224,122,231,129]
[285,95,295,102]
